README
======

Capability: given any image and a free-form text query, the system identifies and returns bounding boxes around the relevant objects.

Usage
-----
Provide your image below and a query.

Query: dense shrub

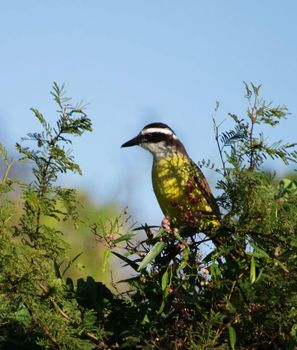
[1,83,297,349]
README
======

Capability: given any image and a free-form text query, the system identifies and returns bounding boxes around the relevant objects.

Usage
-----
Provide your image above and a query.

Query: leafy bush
[1,83,297,349]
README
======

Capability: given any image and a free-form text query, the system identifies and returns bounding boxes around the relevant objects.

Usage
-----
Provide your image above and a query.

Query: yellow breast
[152,153,220,231]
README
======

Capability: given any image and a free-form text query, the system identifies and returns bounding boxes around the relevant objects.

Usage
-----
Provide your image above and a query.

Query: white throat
[141,141,176,159]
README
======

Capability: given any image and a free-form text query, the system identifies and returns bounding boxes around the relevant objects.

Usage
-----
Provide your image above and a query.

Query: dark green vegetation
[1,83,297,349]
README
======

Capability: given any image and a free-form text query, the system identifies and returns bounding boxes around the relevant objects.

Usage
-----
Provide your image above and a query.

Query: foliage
[1,83,297,349]
[0,84,106,349]
[95,83,297,349]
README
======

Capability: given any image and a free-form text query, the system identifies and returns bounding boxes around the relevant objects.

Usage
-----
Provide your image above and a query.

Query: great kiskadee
[121,122,221,234]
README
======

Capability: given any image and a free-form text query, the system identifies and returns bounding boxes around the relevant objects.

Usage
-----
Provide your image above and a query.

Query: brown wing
[189,159,221,219]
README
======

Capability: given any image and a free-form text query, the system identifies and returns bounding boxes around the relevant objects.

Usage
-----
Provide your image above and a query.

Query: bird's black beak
[121,134,142,148]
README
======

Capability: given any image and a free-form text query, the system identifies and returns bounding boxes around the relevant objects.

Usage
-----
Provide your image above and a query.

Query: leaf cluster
[0,84,105,349]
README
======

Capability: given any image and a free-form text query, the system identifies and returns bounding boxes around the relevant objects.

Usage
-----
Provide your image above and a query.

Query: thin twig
[37,281,100,344]
[249,94,258,171]
[213,115,227,176]
[31,313,62,350]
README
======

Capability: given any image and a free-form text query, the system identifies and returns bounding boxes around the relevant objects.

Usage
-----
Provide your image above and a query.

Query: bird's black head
[121,122,187,157]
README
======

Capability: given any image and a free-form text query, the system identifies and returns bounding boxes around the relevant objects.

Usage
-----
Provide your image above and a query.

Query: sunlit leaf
[138,241,165,271]
[161,270,169,291]
[228,325,236,350]
[113,232,136,244]
[250,256,256,284]
[102,249,111,273]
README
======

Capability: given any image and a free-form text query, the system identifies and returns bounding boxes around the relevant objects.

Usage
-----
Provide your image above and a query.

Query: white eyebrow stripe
[142,127,175,136]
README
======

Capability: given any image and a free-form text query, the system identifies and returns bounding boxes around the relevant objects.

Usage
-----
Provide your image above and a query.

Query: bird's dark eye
[145,132,166,143]
[143,133,153,142]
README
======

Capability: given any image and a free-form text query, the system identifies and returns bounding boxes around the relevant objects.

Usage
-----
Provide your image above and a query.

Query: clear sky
[1,1,297,225]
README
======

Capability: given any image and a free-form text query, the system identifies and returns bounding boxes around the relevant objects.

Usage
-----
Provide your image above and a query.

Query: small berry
[107,233,115,241]
[164,225,171,233]
[176,243,185,250]
[173,227,179,235]
[161,216,170,227]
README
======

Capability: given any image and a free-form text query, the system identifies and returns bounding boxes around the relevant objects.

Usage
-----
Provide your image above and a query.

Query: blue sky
[1,1,297,225]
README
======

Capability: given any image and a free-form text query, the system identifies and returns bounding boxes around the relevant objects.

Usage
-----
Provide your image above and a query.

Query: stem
[213,116,227,176]
[38,282,100,345]
[1,159,14,185]
[249,95,257,171]
[30,312,62,350]
[34,123,65,238]
[212,314,241,347]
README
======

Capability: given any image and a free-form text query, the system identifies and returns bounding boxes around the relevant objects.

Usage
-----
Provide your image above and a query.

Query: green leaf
[274,259,289,273]
[153,228,165,238]
[141,314,150,325]
[113,232,136,244]
[172,230,185,243]
[30,108,48,129]
[228,325,236,350]
[255,268,264,283]
[210,261,221,278]
[14,304,31,327]
[157,299,166,315]
[250,256,256,284]
[243,81,252,99]
[278,178,297,197]
[102,248,111,273]
[290,324,297,337]
[138,241,165,271]
[161,269,169,291]
[248,243,270,259]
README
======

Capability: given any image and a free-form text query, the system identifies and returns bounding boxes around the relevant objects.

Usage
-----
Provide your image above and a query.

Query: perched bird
[121,122,221,235]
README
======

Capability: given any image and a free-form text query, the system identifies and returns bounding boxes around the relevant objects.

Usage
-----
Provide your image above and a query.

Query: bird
[121,122,221,236]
